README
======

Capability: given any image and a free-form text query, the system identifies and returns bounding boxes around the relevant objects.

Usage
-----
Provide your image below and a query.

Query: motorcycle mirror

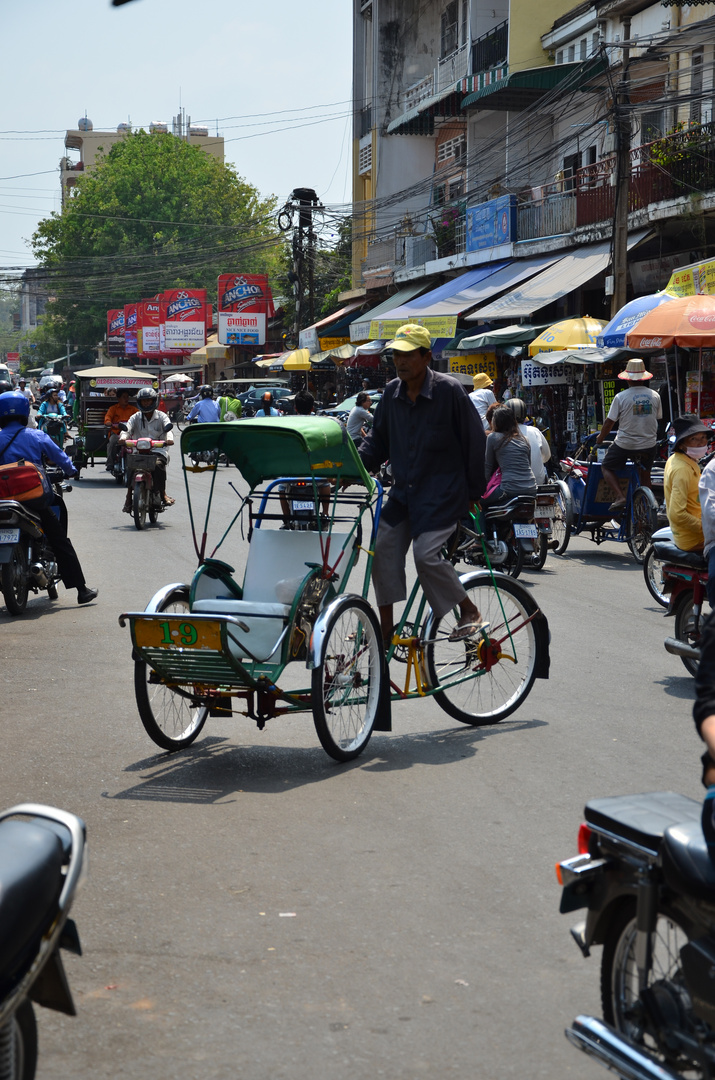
[117,422,128,431]
[164,422,173,432]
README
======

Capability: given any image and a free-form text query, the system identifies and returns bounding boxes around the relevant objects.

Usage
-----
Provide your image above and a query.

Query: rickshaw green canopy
[180,417,376,492]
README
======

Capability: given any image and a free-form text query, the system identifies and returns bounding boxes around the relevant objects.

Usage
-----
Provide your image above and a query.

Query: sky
[0,0,354,270]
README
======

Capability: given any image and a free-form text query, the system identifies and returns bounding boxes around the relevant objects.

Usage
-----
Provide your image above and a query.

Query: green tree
[31,130,281,351]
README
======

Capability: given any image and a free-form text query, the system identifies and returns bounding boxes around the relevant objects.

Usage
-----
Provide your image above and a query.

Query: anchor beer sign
[217,274,274,346]
[160,289,207,353]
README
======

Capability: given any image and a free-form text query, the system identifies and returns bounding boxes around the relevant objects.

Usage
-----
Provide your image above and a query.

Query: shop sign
[298,326,320,353]
[161,289,207,352]
[602,379,617,412]
[137,299,161,357]
[5,352,19,372]
[666,266,699,296]
[370,316,458,339]
[107,309,125,357]
[449,353,498,380]
[319,336,350,352]
[124,303,138,355]
[217,273,273,346]
[465,195,516,252]
[630,254,687,295]
[521,359,572,386]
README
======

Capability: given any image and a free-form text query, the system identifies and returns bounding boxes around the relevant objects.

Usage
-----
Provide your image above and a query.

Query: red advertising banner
[107,309,125,357]
[217,274,273,346]
[137,298,161,357]
[160,288,206,355]
[124,303,138,356]
[5,352,20,372]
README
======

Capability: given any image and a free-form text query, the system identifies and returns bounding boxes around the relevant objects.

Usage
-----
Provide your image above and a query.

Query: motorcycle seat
[662,819,715,902]
[653,540,707,570]
[0,820,64,994]
[585,792,702,854]
[484,495,536,520]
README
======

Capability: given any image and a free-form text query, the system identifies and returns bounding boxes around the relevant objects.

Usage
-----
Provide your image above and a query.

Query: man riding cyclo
[356,323,487,647]
[103,387,138,473]
[119,387,175,513]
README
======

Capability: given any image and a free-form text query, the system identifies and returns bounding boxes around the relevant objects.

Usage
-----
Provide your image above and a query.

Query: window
[461,0,468,48]
[449,177,464,201]
[441,1,458,58]
[641,109,664,144]
[556,49,563,65]
[437,134,466,163]
[690,47,704,124]
[585,145,597,167]
[358,138,372,175]
[591,32,600,56]
[580,38,587,61]
[567,44,575,63]
[563,152,580,191]
[434,183,447,206]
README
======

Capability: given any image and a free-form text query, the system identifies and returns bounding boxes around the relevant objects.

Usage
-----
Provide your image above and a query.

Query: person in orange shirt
[104,388,138,472]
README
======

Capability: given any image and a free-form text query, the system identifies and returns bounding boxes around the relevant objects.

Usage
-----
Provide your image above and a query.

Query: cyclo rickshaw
[68,366,158,479]
[119,418,550,762]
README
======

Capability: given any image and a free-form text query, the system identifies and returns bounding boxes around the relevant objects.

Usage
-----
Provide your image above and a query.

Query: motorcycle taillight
[577,823,592,855]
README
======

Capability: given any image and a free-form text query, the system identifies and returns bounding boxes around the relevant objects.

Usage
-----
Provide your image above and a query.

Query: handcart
[119,418,550,762]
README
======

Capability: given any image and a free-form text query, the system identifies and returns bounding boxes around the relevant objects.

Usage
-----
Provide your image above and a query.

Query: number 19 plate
[0,528,20,544]
[513,523,538,538]
[133,617,222,651]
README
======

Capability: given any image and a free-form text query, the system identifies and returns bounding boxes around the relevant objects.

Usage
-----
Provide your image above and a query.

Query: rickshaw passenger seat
[189,530,351,662]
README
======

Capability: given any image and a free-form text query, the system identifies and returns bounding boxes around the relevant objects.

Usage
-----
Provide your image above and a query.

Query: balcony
[436,42,469,93]
[472,20,508,77]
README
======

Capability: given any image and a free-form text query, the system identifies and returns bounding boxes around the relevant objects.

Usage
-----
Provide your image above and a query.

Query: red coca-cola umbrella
[625,294,715,349]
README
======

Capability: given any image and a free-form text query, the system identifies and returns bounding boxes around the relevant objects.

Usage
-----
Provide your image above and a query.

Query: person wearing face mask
[698,432,715,609]
[664,414,710,554]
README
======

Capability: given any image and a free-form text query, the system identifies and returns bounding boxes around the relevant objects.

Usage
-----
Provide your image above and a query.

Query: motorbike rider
[37,387,68,447]
[119,387,174,513]
[503,397,551,485]
[0,392,97,604]
[187,384,220,424]
[104,388,138,472]
[255,392,280,417]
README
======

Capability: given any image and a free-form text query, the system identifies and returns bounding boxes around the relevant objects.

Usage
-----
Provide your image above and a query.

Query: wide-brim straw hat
[618,358,653,381]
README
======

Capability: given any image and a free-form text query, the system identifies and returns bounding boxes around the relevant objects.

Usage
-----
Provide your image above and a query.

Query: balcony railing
[472,20,508,77]
[436,42,469,93]
[403,74,435,113]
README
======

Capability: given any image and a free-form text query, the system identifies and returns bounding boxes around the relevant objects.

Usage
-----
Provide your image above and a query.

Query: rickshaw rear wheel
[425,573,540,726]
[551,479,573,556]
[627,487,658,563]
[312,597,384,762]
[135,592,209,750]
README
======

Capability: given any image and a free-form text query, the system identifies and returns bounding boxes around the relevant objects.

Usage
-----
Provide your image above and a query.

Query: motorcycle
[0,468,69,616]
[0,803,85,1080]
[454,494,537,578]
[37,412,67,451]
[124,438,169,531]
[559,789,715,1080]
[652,533,710,677]
[106,427,128,486]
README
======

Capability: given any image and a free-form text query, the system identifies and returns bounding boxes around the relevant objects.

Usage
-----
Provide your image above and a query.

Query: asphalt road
[0,463,703,1079]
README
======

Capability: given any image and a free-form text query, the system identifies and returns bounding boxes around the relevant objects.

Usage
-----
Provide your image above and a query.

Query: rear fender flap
[29,948,76,1017]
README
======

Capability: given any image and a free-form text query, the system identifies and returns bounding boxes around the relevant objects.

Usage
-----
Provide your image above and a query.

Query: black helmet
[137,387,158,412]
[0,381,13,396]
[200,385,214,399]
[504,397,527,422]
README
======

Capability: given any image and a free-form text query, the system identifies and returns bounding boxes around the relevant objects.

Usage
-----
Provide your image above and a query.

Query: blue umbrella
[597,292,676,347]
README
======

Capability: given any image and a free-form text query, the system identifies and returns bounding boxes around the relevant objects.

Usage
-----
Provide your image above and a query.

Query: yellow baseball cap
[386,323,432,352]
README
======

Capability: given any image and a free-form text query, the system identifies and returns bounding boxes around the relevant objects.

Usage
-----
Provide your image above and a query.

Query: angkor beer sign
[217,274,274,346]
[138,299,161,357]
[107,309,125,357]
[124,303,138,356]
[161,289,207,353]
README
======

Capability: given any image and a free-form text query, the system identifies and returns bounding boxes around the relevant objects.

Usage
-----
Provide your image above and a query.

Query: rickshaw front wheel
[134,593,209,750]
[312,597,384,762]
[425,573,540,726]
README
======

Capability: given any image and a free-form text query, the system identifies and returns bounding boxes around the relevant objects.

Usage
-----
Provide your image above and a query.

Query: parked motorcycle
[558,789,715,1080]
[0,803,85,1080]
[454,494,537,578]
[125,438,169,531]
[0,468,69,616]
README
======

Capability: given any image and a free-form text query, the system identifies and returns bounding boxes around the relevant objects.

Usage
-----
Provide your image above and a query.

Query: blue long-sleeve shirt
[0,420,75,475]
[358,368,486,537]
[188,399,221,423]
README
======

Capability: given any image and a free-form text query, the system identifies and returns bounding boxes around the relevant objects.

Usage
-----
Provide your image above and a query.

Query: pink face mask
[686,445,708,460]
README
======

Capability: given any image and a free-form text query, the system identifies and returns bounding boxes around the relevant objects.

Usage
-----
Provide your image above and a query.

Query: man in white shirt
[596,358,662,512]
[468,372,496,431]
[346,392,373,444]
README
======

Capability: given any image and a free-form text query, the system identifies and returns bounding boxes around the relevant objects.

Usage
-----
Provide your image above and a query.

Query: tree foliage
[32,131,281,350]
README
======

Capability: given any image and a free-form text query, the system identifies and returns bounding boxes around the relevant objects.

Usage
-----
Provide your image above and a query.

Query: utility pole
[611,16,631,318]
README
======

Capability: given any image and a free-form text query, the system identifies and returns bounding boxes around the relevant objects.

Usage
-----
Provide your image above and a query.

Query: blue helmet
[0,392,30,427]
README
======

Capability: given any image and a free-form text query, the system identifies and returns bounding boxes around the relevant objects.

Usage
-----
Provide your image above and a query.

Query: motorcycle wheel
[148,496,159,525]
[551,479,573,556]
[114,461,125,485]
[425,572,541,726]
[133,482,147,531]
[627,487,658,564]
[1,544,29,616]
[134,590,209,751]
[601,900,701,1074]
[11,1000,38,1080]
[47,583,58,601]
[673,587,704,677]
[643,545,668,608]
[527,531,549,571]
[504,533,524,579]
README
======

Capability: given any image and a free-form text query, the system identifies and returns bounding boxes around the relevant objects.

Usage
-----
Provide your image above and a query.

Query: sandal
[162,495,175,506]
[448,620,490,643]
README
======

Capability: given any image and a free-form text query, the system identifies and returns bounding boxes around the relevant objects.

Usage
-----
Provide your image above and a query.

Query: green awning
[461,56,607,111]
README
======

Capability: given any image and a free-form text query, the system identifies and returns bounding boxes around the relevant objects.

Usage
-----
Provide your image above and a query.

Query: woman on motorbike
[482,405,537,506]
[664,413,709,553]
[37,388,68,448]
